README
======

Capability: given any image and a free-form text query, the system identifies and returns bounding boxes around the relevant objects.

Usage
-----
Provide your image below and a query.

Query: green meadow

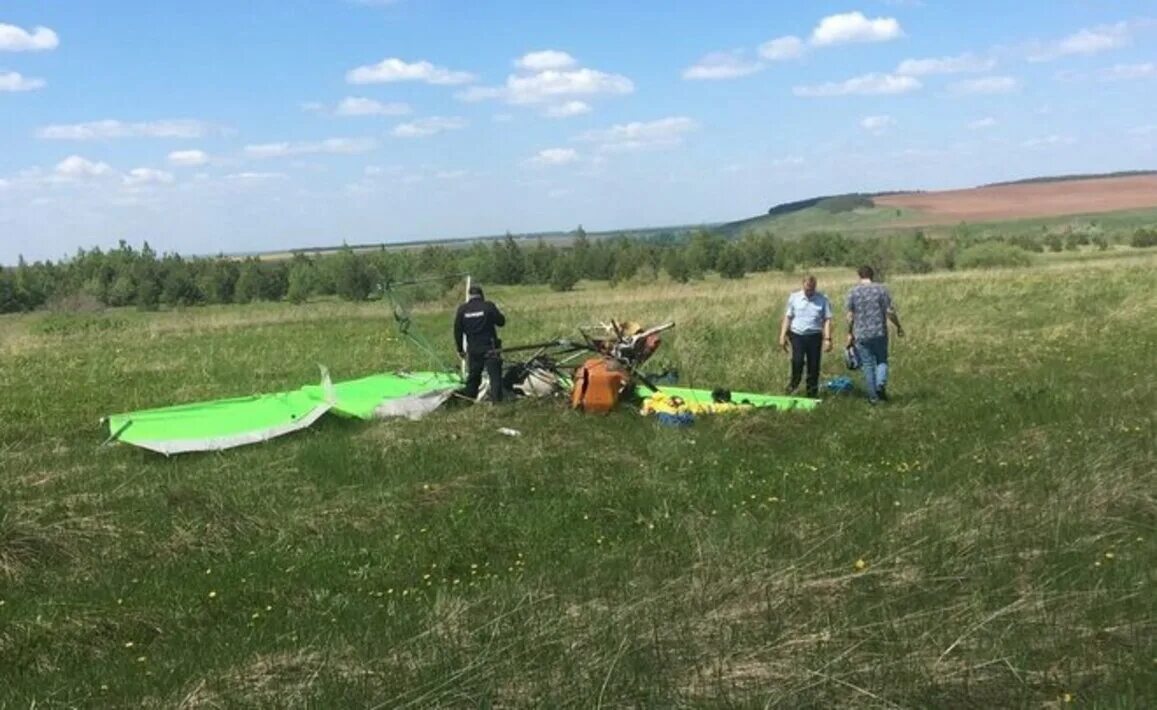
[1,250,1154,707]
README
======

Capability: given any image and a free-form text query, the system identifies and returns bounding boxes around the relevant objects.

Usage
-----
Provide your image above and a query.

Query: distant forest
[4,222,1155,315]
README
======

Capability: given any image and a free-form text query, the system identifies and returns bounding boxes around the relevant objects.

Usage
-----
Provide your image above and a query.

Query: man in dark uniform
[453,284,506,402]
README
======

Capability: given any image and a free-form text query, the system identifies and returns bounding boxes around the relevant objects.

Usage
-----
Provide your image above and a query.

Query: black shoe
[785,385,798,396]
[876,387,889,402]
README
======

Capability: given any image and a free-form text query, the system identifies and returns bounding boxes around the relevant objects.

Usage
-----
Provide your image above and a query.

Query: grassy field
[1,252,1154,707]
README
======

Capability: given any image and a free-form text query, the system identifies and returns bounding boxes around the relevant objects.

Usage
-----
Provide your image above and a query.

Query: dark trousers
[789,332,823,397]
[463,351,503,402]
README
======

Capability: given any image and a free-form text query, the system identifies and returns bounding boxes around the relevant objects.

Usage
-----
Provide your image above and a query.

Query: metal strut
[381,277,465,375]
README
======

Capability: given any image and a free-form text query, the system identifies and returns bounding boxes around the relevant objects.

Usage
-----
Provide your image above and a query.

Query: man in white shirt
[778,275,833,398]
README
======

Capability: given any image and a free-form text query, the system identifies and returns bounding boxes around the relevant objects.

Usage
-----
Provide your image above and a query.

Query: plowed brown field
[874,174,1157,223]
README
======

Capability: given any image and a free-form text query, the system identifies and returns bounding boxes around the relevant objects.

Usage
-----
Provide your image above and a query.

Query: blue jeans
[854,336,889,400]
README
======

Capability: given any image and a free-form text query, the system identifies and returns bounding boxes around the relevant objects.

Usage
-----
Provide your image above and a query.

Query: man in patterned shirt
[845,265,905,403]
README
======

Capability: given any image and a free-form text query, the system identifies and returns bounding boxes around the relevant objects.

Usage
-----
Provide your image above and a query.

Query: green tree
[739,231,778,272]
[549,256,579,292]
[161,257,199,307]
[684,230,723,273]
[287,262,315,304]
[133,244,161,311]
[1131,229,1157,248]
[610,247,640,286]
[198,259,238,304]
[662,250,691,284]
[528,239,557,284]
[12,256,46,311]
[796,231,851,267]
[571,225,591,276]
[334,247,372,301]
[716,244,747,279]
[492,234,527,285]
[0,269,17,313]
[260,262,289,301]
[233,259,264,304]
[107,274,136,307]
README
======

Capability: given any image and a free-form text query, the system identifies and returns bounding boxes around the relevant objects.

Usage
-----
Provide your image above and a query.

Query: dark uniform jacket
[453,296,506,355]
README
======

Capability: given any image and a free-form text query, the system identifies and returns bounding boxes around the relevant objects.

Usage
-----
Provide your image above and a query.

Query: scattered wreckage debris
[100,281,816,455]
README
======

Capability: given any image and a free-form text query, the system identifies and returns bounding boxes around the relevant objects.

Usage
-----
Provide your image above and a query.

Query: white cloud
[515,50,577,71]
[456,86,503,102]
[435,169,468,180]
[751,14,902,65]
[529,148,580,166]
[860,115,894,134]
[167,150,209,167]
[947,76,1020,95]
[492,113,514,123]
[1131,124,1157,135]
[576,116,698,152]
[968,117,997,130]
[54,155,113,179]
[772,156,805,167]
[510,68,633,103]
[124,168,175,186]
[759,36,805,61]
[0,70,45,91]
[37,119,216,140]
[1101,63,1157,81]
[544,100,592,118]
[682,51,763,80]
[391,116,468,138]
[225,172,288,181]
[1027,22,1132,62]
[896,53,996,76]
[459,66,633,105]
[457,52,633,114]
[1022,135,1075,149]
[793,73,921,97]
[896,147,948,159]
[0,23,59,51]
[810,11,904,46]
[243,137,377,158]
[334,96,412,116]
[346,57,475,85]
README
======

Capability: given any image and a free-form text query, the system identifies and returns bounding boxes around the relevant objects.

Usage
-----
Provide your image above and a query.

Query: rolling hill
[253,170,1157,261]
[715,171,1157,239]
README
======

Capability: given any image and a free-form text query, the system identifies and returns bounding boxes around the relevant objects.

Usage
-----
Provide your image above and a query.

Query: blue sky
[2,0,1155,263]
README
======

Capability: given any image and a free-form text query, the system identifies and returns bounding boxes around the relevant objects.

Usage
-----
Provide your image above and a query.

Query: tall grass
[0,252,1154,707]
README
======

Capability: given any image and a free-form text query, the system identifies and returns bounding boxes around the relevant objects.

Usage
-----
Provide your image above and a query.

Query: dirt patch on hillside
[875,175,1157,224]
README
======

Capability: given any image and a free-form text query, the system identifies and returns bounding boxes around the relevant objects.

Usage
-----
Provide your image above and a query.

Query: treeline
[2,225,1154,314]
